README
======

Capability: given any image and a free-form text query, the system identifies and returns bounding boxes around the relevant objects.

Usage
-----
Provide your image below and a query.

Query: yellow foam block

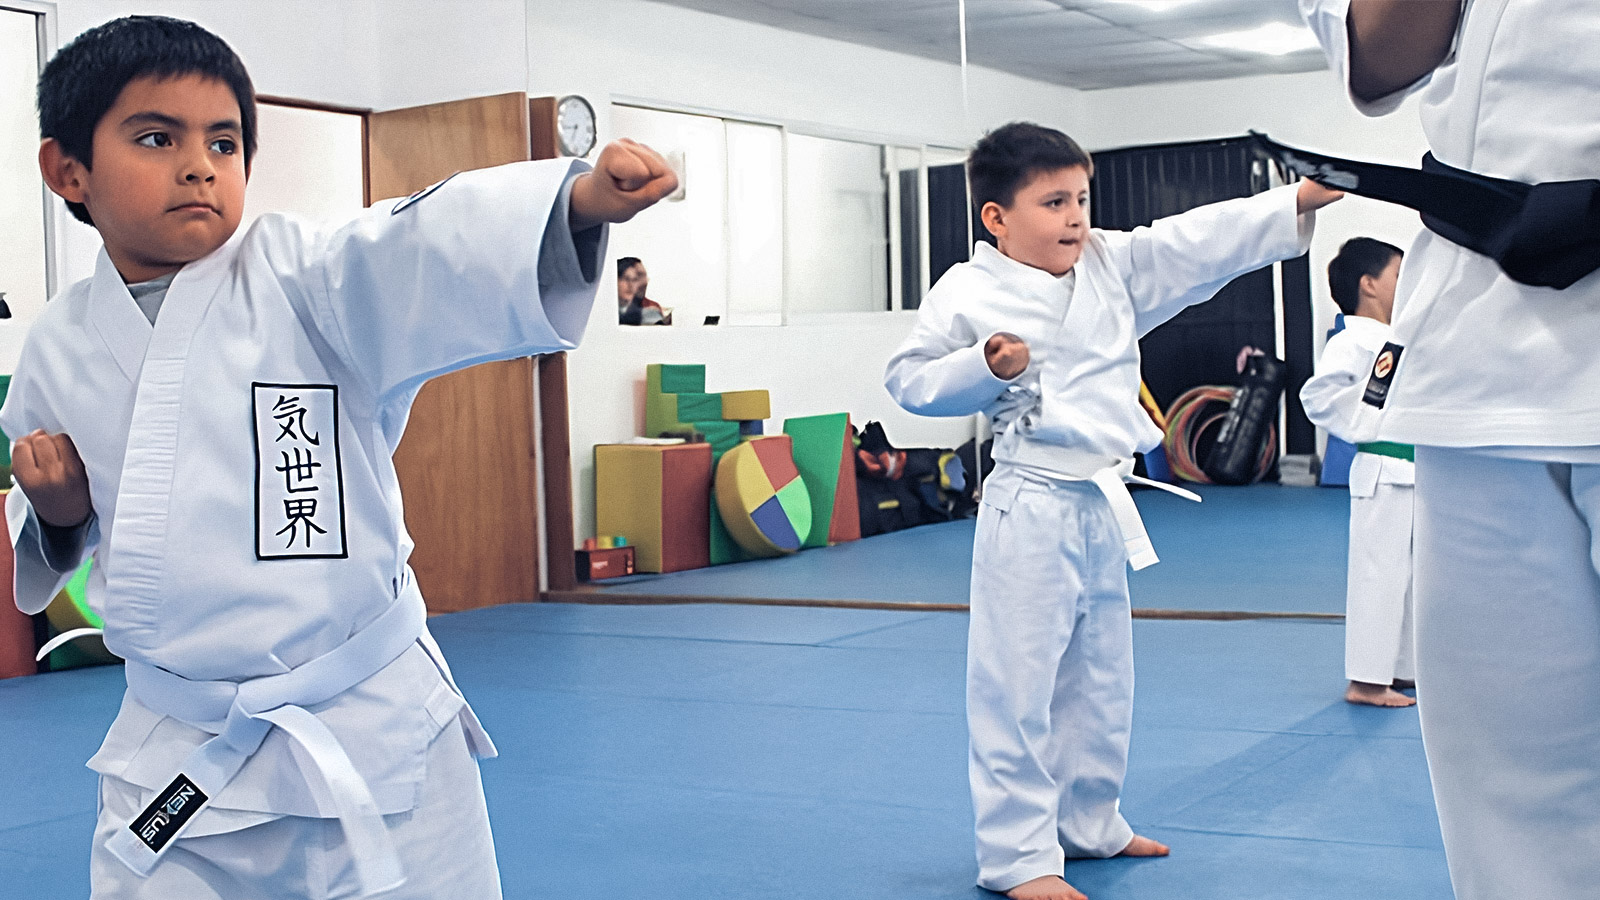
[720,390,770,422]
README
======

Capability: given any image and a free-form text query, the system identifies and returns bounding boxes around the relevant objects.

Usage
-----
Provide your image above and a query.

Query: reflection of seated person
[617,256,671,325]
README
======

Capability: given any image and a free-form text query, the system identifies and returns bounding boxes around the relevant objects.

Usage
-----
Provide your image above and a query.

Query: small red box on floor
[576,545,635,582]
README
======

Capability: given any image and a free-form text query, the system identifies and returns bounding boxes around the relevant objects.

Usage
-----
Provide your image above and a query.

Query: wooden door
[366,93,539,612]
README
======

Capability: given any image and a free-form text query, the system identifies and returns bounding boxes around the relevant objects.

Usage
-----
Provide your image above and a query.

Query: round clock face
[556,95,596,157]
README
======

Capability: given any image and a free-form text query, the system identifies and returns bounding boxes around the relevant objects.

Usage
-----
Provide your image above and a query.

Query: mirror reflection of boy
[1300,238,1415,709]
[886,122,1340,900]
[5,16,675,899]
[617,255,670,324]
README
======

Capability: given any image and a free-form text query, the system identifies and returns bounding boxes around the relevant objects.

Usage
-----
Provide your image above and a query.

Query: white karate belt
[105,580,428,898]
[1088,462,1201,571]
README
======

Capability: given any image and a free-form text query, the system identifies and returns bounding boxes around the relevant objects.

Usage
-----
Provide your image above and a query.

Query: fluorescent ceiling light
[1107,0,1201,10]
[1196,21,1321,56]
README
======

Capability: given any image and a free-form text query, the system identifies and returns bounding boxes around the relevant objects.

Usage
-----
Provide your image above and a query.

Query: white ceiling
[647,0,1329,90]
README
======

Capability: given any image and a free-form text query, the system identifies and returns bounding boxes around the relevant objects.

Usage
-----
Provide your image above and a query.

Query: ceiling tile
[648,0,1329,90]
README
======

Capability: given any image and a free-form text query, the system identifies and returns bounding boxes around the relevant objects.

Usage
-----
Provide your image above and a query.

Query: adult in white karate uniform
[1299,237,1415,708]
[886,122,1334,900]
[1300,2,1600,896]
[6,16,675,900]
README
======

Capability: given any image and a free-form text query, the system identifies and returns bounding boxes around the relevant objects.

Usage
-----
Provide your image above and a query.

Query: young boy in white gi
[1300,237,1415,708]
[1301,2,1600,897]
[4,16,675,899]
[885,122,1340,900]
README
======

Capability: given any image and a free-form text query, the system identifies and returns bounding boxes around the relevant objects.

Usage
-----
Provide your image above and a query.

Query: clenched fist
[12,429,91,528]
[569,138,679,231]
[985,332,1031,380]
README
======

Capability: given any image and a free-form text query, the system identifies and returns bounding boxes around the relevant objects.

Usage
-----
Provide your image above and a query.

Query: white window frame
[4,0,57,298]
[611,96,968,325]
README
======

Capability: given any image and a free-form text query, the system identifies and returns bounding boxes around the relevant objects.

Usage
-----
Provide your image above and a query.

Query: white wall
[521,0,1089,541]
[370,0,528,111]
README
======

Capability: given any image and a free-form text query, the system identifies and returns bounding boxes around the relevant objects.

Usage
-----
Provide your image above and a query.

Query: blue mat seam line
[1146,735,1324,821]
[476,686,966,718]
[441,627,937,650]
[0,809,94,837]
[817,615,945,647]
[1152,723,1423,743]
[504,772,971,814]
[1146,824,1442,851]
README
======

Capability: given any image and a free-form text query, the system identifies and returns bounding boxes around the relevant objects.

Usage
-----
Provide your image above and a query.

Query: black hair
[617,256,642,278]
[1327,237,1403,315]
[37,15,257,226]
[967,122,1093,211]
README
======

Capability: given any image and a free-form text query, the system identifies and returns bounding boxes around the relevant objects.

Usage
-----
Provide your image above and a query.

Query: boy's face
[983,165,1090,277]
[42,74,247,283]
[1363,253,1402,322]
[618,263,647,302]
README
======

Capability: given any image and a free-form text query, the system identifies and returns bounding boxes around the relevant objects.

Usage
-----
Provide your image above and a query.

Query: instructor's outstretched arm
[1346,0,1463,102]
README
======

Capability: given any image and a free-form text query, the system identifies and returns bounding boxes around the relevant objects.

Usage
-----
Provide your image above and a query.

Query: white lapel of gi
[87,249,154,384]
[102,235,238,643]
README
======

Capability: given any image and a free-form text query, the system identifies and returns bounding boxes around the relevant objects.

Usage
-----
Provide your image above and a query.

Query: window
[1,4,50,373]
[784,133,889,315]
[609,102,969,324]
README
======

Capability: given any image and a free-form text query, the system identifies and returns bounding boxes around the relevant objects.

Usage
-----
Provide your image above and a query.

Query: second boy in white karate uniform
[886,122,1340,900]
[1301,237,1415,708]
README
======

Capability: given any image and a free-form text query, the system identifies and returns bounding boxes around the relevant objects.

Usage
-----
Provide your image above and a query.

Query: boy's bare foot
[1346,681,1416,707]
[1392,678,1415,690]
[1118,834,1170,857]
[1005,875,1087,900]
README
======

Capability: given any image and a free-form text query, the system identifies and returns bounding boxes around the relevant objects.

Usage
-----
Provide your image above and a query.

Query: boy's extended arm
[1115,183,1316,336]
[269,158,610,405]
[885,290,1021,417]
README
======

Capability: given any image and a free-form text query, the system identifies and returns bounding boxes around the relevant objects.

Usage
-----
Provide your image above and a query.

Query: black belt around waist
[1252,133,1600,290]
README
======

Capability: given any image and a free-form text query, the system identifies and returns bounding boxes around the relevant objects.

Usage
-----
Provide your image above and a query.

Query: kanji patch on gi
[253,383,348,559]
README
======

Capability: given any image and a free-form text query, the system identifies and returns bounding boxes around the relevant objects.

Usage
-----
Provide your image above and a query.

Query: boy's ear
[980,201,1006,239]
[38,138,88,204]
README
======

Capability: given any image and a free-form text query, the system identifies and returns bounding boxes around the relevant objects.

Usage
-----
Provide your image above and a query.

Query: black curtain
[898,163,975,312]
[1090,135,1315,455]
[928,163,970,291]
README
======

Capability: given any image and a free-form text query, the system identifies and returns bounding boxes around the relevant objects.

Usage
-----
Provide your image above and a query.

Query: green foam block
[782,413,850,549]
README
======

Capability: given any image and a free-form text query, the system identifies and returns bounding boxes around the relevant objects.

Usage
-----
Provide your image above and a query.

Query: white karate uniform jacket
[1302,0,1600,450]
[1,159,603,878]
[1300,316,1415,495]
[886,183,1311,494]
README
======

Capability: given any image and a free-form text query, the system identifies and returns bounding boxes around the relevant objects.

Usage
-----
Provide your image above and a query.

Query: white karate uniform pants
[1413,447,1600,900]
[968,470,1135,892]
[90,718,501,899]
[1345,482,1416,685]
